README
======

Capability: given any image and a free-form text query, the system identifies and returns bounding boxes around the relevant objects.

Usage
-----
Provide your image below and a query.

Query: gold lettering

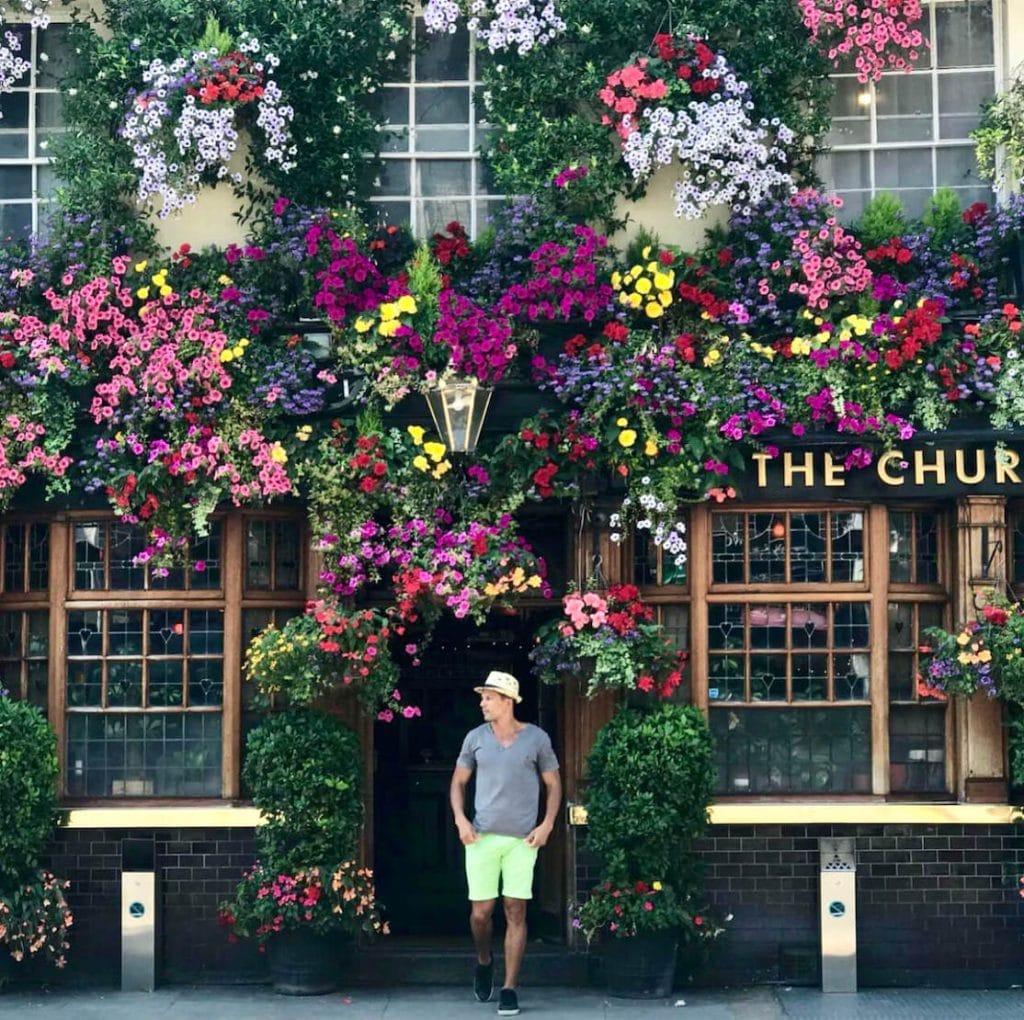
[954,448,986,485]
[877,450,905,486]
[752,452,771,488]
[996,449,1021,484]
[823,453,846,487]
[783,452,814,487]
[914,449,946,486]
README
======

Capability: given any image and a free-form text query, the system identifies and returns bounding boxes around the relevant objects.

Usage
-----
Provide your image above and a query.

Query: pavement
[2,985,1024,1019]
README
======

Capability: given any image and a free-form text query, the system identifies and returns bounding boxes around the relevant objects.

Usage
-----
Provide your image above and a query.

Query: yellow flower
[407,425,426,445]
[239,337,250,348]
[413,455,429,472]
[159,285,173,297]
[379,302,398,321]
[610,271,622,289]
[616,417,628,427]
[269,444,288,464]
[956,632,971,646]
[641,246,652,259]
[295,425,313,442]
[423,441,446,463]
[634,276,652,295]
[355,317,374,333]
[397,294,418,314]
[232,345,245,358]
[978,649,992,663]
[628,292,643,309]
[618,429,637,448]
[658,290,672,307]
[703,348,721,366]
[220,349,234,363]
[432,460,452,478]
[527,575,542,588]
[378,319,400,338]
[652,881,662,891]
[644,438,658,457]
[218,274,233,285]
[653,271,674,290]
[645,301,664,319]
[134,260,148,273]
[136,287,150,300]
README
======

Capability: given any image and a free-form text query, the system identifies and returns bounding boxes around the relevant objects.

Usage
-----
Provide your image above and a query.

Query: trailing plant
[479,0,832,228]
[0,871,73,972]
[52,0,412,228]
[974,69,1024,191]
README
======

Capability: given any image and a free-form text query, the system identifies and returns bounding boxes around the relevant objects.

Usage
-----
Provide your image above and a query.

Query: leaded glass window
[0,609,47,710]
[245,519,302,591]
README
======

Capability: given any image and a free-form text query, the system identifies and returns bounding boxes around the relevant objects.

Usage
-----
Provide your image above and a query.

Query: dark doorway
[373,612,563,939]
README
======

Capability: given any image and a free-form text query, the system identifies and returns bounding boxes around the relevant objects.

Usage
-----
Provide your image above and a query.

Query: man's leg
[501,896,527,989]
[470,898,497,964]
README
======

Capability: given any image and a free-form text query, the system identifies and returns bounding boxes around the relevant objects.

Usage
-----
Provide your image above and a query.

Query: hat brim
[473,684,522,703]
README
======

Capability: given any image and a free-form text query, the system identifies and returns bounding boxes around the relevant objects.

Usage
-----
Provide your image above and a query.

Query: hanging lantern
[424,378,493,454]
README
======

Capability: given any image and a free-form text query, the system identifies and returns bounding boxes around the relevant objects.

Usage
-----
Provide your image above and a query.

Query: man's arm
[450,765,479,844]
[524,769,562,848]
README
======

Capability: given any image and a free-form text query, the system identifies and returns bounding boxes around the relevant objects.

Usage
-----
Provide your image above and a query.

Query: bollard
[819,837,856,993]
[121,837,158,991]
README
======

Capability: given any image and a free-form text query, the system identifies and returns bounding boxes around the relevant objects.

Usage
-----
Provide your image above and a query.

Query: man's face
[480,690,509,719]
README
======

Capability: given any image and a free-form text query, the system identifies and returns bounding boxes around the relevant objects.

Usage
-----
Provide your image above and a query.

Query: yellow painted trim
[708,803,1017,825]
[566,802,1017,827]
[63,805,263,829]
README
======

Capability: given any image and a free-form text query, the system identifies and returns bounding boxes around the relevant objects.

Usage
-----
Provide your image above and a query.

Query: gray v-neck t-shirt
[456,723,559,838]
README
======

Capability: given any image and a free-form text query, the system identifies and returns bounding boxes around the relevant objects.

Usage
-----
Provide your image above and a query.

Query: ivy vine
[478,0,834,229]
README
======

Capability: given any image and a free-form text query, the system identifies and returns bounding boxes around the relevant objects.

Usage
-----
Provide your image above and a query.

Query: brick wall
[46,827,264,985]
[576,823,1024,988]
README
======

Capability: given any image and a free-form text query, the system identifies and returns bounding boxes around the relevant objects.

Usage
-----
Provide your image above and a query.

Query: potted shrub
[219,706,386,995]
[0,696,73,983]
[578,703,722,997]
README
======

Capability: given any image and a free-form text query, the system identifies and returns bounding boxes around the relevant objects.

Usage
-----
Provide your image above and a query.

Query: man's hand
[456,819,479,845]
[524,823,553,849]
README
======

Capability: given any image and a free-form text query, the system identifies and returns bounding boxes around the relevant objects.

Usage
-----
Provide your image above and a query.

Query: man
[450,671,561,1017]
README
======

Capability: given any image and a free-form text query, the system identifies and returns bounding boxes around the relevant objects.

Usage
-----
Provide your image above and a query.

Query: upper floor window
[371,16,502,237]
[820,0,997,219]
[0,20,69,237]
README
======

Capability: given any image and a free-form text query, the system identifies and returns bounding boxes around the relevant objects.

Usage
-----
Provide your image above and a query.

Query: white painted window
[0,20,68,238]
[371,16,502,238]
[820,0,999,219]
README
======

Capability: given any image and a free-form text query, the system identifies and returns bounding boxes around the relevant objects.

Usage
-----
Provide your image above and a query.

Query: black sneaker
[474,959,494,1003]
[497,988,519,1016]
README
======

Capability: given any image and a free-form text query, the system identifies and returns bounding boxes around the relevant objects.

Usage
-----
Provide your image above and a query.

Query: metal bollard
[121,837,158,992]
[819,837,856,993]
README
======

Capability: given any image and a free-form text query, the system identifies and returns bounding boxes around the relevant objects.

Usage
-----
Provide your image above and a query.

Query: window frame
[821,0,1003,219]
[684,502,954,799]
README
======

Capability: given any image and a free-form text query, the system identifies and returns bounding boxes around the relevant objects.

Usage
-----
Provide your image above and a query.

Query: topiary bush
[243,707,363,870]
[0,698,60,889]
[585,703,715,887]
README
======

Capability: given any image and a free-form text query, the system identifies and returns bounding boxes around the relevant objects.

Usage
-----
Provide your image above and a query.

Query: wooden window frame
[38,510,312,803]
[686,502,954,799]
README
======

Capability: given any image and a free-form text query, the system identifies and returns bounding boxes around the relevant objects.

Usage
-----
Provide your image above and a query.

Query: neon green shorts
[464,833,538,901]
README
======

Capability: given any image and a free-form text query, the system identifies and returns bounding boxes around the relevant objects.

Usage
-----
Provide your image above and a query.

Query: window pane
[889,511,912,581]
[935,1,993,68]
[189,659,223,706]
[789,512,825,582]
[149,659,184,707]
[915,513,939,583]
[830,150,871,191]
[28,522,47,589]
[107,659,143,708]
[414,86,469,125]
[37,24,74,86]
[711,513,744,583]
[108,610,144,656]
[246,520,272,588]
[75,524,105,590]
[938,71,995,139]
[377,159,411,196]
[190,610,224,656]
[875,148,931,189]
[191,524,222,589]
[0,203,32,239]
[4,523,24,592]
[831,512,865,582]
[889,705,947,792]
[711,707,872,794]
[876,73,933,143]
[109,524,146,590]
[419,199,470,236]
[415,19,469,80]
[748,513,785,583]
[936,146,982,187]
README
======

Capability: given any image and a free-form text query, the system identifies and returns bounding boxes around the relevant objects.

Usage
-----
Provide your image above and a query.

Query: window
[49,513,307,799]
[820,0,997,219]
[702,505,950,795]
[0,20,69,237]
[0,520,49,710]
[371,17,502,237]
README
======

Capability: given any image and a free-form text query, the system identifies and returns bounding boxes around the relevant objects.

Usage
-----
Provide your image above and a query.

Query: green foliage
[481,0,832,228]
[974,72,1024,189]
[585,704,715,885]
[0,699,60,889]
[855,192,906,248]
[53,0,413,230]
[243,708,363,871]
[0,870,73,970]
[923,187,965,249]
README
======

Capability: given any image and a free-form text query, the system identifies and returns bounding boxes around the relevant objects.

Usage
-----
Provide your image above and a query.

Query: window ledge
[62,804,262,828]
[708,802,1016,825]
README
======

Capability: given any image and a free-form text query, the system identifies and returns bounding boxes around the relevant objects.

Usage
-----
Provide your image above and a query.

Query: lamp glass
[425,379,492,454]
